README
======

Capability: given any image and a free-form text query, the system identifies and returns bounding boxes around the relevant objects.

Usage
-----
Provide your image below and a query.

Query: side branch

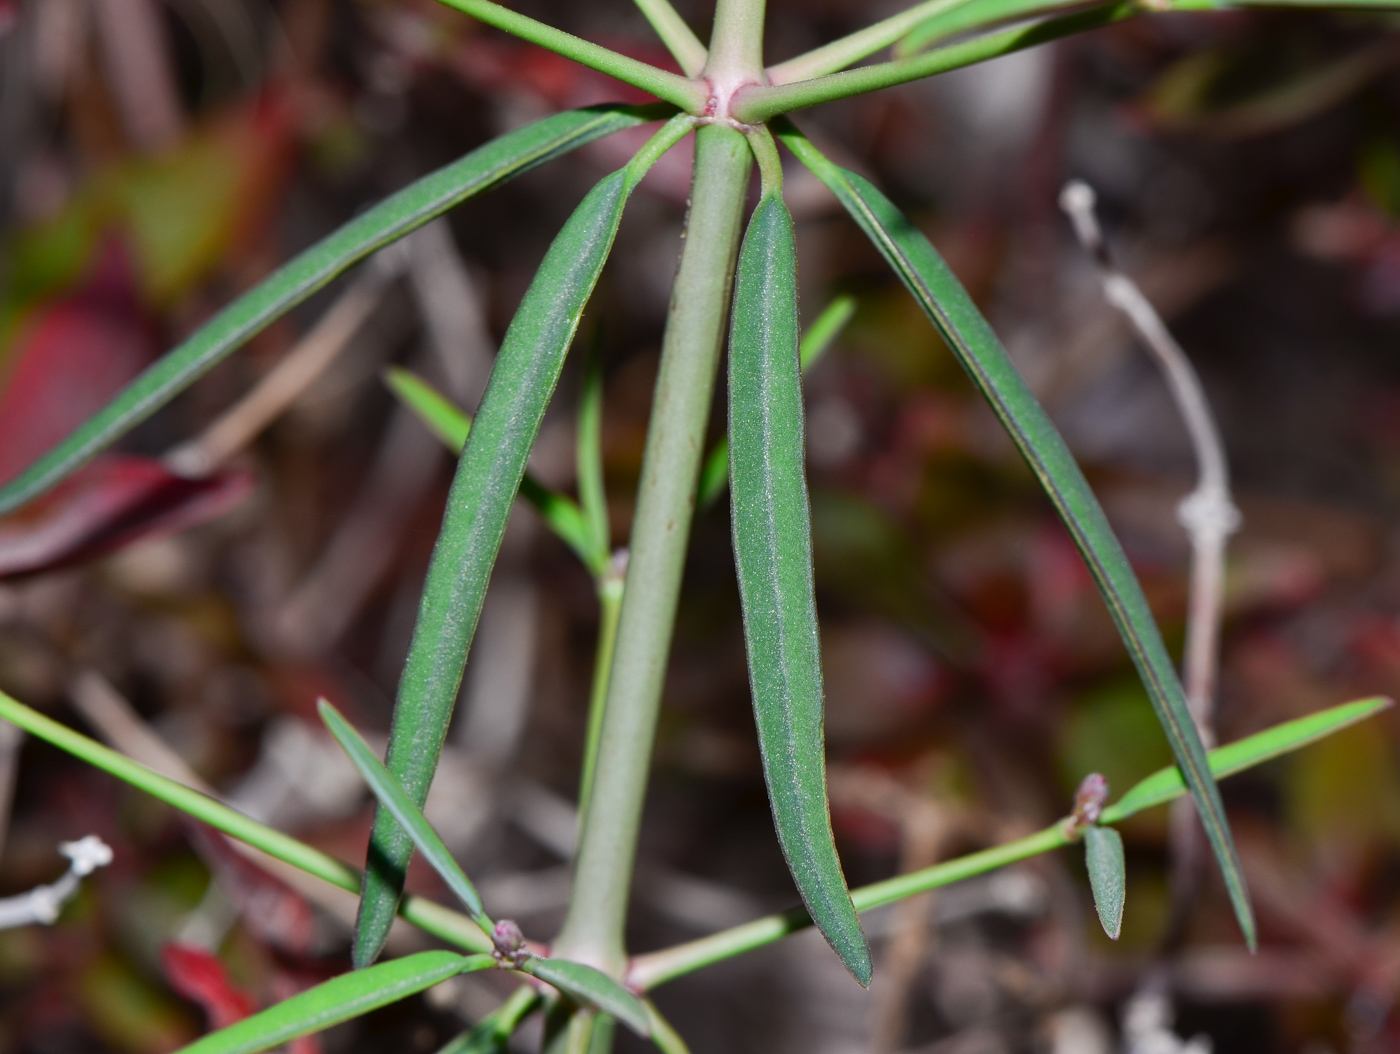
[433,0,707,112]
[733,1,1130,121]
[631,0,708,76]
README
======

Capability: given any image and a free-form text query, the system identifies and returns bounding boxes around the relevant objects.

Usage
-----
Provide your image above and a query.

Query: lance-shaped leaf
[728,194,872,985]
[176,951,493,1054]
[1104,695,1394,823]
[699,294,856,508]
[519,957,650,1037]
[775,121,1256,950]
[383,367,599,572]
[1083,825,1125,940]
[318,701,489,926]
[356,115,694,967]
[0,104,668,519]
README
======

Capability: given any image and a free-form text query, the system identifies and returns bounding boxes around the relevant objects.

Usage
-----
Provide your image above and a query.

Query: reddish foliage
[161,944,256,1031]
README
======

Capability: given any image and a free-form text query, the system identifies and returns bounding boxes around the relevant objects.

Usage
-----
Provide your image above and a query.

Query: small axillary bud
[490,918,530,969]
[1065,772,1109,838]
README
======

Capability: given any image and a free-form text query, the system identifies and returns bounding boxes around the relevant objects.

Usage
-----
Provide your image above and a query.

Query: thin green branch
[766,0,969,84]
[628,696,1391,989]
[579,561,626,821]
[745,126,784,196]
[732,1,1131,122]
[0,691,492,955]
[631,0,708,76]
[550,124,754,977]
[432,0,707,112]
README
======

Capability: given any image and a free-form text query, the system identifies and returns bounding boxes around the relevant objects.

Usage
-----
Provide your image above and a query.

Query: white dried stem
[1060,181,1240,744]
[0,835,112,930]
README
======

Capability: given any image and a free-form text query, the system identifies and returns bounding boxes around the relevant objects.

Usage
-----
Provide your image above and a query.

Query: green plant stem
[578,561,626,821]
[0,691,492,956]
[766,0,969,83]
[630,825,1065,989]
[732,1,1130,122]
[631,0,708,76]
[703,0,768,96]
[432,0,707,112]
[551,124,753,977]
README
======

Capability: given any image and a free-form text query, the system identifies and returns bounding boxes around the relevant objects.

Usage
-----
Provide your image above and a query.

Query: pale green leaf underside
[521,957,651,1036]
[356,115,693,966]
[0,104,666,519]
[776,119,1255,949]
[1083,825,1125,940]
[176,951,493,1054]
[729,194,871,985]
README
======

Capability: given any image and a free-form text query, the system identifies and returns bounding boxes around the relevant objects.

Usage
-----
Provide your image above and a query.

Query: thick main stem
[551,124,753,975]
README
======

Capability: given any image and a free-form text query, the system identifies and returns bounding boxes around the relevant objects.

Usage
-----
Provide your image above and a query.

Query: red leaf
[0,242,154,487]
[161,944,256,1031]
[0,455,254,579]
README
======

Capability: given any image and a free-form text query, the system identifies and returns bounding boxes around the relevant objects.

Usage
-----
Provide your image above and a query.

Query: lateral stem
[631,0,709,76]
[432,0,707,112]
[732,1,1132,122]
[766,0,970,84]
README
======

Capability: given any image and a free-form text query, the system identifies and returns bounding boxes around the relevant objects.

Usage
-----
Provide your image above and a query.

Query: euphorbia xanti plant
[0,0,1394,1050]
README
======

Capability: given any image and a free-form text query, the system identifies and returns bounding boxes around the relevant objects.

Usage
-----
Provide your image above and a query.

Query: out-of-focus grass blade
[0,104,669,519]
[698,293,856,508]
[382,367,598,571]
[319,701,490,927]
[520,958,649,1037]
[1103,696,1394,824]
[356,115,693,967]
[776,120,1256,951]
[435,989,541,1054]
[895,0,1087,57]
[576,355,611,570]
[728,194,871,986]
[176,951,493,1054]
[1083,826,1125,940]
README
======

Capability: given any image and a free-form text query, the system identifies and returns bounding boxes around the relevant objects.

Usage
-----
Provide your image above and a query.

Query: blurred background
[1,0,1399,1051]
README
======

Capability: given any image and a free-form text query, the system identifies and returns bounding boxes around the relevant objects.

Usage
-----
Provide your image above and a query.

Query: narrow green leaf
[728,194,871,986]
[435,987,541,1054]
[577,354,611,568]
[357,115,694,967]
[521,958,650,1037]
[1083,825,1125,940]
[383,367,600,571]
[177,951,493,1054]
[1102,696,1394,825]
[698,293,856,508]
[0,689,491,953]
[384,367,471,451]
[776,120,1256,950]
[319,701,489,926]
[0,104,667,519]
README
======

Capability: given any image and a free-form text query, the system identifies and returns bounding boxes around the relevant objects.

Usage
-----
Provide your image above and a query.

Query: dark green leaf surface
[356,115,693,967]
[777,120,1256,950]
[728,194,871,986]
[177,952,493,1054]
[698,293,856,507]
[521,958,650,1037]
[0,104,666,519]
[1103,695,1394,824]
[1083,826,1125,940]
[319,701,489,925]
[383,367,598,570]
